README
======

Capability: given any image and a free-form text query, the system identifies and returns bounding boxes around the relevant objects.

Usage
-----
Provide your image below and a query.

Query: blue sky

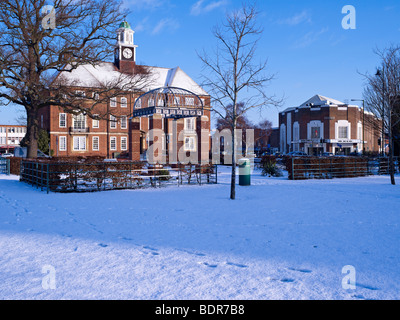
[1,0,400,127]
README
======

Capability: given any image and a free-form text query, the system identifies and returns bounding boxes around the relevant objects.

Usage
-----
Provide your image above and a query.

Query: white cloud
[293,27,328,49]
[278,10,312,26]
[190,0,227,16]
[122,0,165,10]
[151,18,180,35]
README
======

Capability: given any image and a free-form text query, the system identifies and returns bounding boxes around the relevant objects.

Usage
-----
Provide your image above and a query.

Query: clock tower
[115,21,138,74]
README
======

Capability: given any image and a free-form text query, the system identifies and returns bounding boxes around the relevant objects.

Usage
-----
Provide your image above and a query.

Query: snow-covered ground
[0,167,399,300]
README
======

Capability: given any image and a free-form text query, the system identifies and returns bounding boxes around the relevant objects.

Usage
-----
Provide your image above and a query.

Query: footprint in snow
[143,246,160,255]
[98,243,108,248]
[280,278,295,283]
[288,267,312,274]
[226,262,248,268]
[202,262,218,268]
[357,283,379,291]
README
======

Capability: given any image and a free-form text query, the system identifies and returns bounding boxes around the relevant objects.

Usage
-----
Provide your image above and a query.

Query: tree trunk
[230,126,236,200]
[26,108,39,159]
[389,110,396,185]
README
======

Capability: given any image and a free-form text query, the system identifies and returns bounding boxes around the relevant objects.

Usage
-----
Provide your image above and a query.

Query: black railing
[20,160,217,193]
[288,156,399,180]
[69,127,90,134]
[0,158,10,175]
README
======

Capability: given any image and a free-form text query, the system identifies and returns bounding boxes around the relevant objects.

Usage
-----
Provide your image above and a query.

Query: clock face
[123,48,133,59]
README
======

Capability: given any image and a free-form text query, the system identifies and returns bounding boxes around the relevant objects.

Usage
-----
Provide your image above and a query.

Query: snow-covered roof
[281,94,354,113]
[53,62,208,96]
[299,95,344,107]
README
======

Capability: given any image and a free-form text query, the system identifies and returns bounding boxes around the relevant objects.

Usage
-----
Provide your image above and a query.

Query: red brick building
[279,95,381,155]
[38,22,211,163]
[0,125,27,154]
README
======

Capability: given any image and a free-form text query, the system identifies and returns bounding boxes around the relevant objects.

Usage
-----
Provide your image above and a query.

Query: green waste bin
[238,158,251,186]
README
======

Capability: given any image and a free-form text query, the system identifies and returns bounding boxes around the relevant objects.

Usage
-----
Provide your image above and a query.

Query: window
[184,136,196,151]
[73,113,86,130]
[184,118,196,131]
[73,136,86,151]
[157,99,164,107]
[75,90,86,98]
[92,136,99,151]
[121,137,127,151]
[59,136,67,151]
[110,97,117,108]
[110,137,117,151]
[59,113,66,128]
[293,123,300,142]
[148,98,155,107]
[92,115,99,129]
[121,97,127,108]
[121,116,127,129]
[338,126,348,139]
[110,115,117,129]
[135,98,142,109]
[311,127,320,139]
[174,97,180,105]
[92,92,99,100]
[185,97,195,106]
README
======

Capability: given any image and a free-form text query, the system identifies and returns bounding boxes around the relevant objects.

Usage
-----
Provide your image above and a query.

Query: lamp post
[351,99,365,155]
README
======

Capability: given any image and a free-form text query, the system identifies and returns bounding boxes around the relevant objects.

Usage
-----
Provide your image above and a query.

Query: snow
[0,168,399,300]
[56,62,208,96]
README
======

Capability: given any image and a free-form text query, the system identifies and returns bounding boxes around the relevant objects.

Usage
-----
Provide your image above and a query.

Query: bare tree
[198,2,281,200]
[0,0,152,158]
[363,46,400,185]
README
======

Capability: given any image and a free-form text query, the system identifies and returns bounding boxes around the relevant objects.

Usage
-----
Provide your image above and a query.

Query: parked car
[321,152,334,157]
[0,153,14,158]
[287,151,308,157]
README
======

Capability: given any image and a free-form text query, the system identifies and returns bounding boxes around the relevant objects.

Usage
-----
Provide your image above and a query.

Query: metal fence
[0,158,10,175]
[20,160,217,193]
[289,157,399,180]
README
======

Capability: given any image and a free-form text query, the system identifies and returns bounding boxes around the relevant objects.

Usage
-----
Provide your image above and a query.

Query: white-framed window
[157,99,164,107]
[73,113,86,130]
[185,97,195,106]
[92,115,99,129]
[174,96,180,105]
[293,122,300,142]
[110,136,117,151]
[59,136,67,151]
[110,97,117,108]
[92,136,99,151]
[338,126,348,139]
[358,122,363,141]
[121,116,127,129]
[135,98,142,109]
[75,90,86,98]
[184,118,196,131]
[121,97,127,108]
[121,136,128,151]
[311,126,321,139]
[184,136,196,151]
[92,92,100,100]
[110,115,117,129]
[73,136,86,151]
[148,98,155,107]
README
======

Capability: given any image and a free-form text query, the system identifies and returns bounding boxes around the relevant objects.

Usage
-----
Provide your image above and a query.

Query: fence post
[7,158,10,176]
[103,163,106,191]
[291,157,295,180]
[199,165,202,186]
[47,163,50,194]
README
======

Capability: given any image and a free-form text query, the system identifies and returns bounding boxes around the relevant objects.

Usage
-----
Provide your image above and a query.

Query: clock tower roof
[119,21,131,29]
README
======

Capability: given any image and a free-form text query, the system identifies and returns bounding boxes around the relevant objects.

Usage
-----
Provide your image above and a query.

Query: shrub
[260,156,282,177]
